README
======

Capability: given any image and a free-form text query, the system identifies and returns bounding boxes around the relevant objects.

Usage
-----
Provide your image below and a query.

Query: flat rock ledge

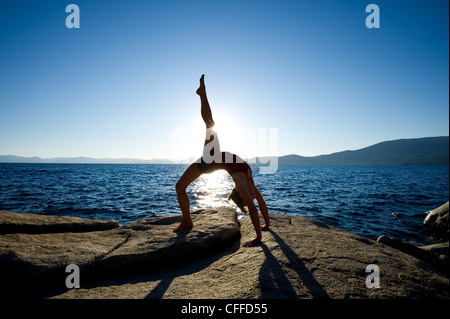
[0,211,119,234]
[1,208,448,299]
[0,208,239,297]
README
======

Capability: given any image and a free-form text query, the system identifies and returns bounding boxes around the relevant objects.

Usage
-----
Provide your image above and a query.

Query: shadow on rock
[259,229,330,299]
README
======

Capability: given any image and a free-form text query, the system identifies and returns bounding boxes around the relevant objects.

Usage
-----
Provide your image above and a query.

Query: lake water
[0,163,448,245]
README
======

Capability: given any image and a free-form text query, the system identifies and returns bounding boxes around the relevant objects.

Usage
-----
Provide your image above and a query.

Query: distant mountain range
[0,155,172,165]
[253,136,449,165]
[1,136,448,165]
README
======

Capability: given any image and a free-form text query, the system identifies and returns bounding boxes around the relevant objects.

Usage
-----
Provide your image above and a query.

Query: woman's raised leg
[197,74,215,128]
[197,74,220,159]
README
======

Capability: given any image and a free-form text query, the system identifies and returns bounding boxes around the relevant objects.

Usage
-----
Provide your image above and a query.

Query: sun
[212,111,246,156]
[168,109,251,162]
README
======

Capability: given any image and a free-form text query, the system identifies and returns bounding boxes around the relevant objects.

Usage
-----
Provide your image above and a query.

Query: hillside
[260,136,449,165]
[313,136,449,165]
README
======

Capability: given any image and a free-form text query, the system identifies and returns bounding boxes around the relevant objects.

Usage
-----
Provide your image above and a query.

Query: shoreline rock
[52,213,448,299]
[375,202,450,277]
[1,208,448,299]
[419,242,449,256]
[376,235,448,275]
[0,208,239,296]
[0,211,119,234]
[424,202,449,238]
[95,208,240,274]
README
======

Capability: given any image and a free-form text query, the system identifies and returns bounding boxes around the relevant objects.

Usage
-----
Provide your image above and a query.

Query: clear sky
[0,0,448,161]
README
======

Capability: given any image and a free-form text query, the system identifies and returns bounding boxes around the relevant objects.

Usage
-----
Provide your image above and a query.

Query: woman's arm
[253,185,270,229]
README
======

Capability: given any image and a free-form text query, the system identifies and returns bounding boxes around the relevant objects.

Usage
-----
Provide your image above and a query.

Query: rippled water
[257,165,448,244]
[0,163,448,244]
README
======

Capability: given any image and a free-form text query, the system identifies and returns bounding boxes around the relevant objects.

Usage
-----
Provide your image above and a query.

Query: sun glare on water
[190,170,235,211]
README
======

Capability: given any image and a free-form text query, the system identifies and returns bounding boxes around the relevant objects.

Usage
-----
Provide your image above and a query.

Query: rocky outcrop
[424,202,449,237]
[0,208,239,296]
[0,211,119,234]
[419,242,449,256]
[374,202,450,277]
[1,226,129,289]
[377,235,448,275]
[50,212,448,299]
[95,208,240,273]
[1,208,448,299]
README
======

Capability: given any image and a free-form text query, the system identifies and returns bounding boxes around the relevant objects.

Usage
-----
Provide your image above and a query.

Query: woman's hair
[228,188,248,213]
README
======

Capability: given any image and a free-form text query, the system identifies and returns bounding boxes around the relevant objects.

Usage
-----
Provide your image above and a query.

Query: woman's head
[228,187,248,213]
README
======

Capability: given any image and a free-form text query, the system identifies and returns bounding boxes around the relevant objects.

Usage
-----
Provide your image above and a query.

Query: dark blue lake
[0,163,448,245]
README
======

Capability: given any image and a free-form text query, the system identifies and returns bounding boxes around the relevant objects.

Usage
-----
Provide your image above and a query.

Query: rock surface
[0,211,119,234]
[377,235,449,275]
[0,207,239,296]
[419,242,449,256]
[95,208,240,273]
[46,212,448,299]
[424,202,449,237]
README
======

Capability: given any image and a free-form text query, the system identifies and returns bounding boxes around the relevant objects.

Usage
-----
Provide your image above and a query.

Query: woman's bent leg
[174,163,202,232]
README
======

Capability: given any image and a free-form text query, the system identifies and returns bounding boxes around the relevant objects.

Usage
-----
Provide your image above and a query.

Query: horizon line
[1,135,448,163]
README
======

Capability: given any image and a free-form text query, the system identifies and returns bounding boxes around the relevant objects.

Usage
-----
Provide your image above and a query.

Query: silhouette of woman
[174,75,270,247]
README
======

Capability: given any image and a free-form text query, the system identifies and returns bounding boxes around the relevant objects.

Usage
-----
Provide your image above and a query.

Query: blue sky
[0,0,448,160]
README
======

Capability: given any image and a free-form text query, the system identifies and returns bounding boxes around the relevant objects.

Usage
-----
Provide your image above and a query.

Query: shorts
[196,156,217,174]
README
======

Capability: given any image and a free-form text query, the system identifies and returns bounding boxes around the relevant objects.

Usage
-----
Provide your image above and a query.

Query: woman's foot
[196,74,206,96]
[173,219,194,232]
[242,237,262,247]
